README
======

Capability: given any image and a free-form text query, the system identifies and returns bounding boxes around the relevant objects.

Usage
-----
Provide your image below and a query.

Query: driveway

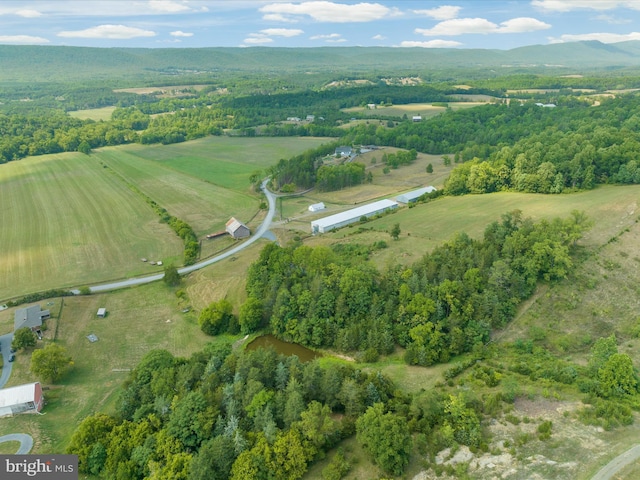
[0,333,14,389]
[0,434,33,454]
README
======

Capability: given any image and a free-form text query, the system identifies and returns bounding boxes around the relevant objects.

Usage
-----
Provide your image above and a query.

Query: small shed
[97,308,107,318]
[309,202,326,213]
[14,305,49,333]
[0,382,44,417]
[226,217,250,239]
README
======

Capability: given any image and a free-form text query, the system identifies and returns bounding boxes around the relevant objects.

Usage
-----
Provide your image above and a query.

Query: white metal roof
[0,383,38,408]
[311,199,398,230]
[396,186,437,203]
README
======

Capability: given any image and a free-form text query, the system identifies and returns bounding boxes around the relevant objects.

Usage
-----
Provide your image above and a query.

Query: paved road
[0,333,14,388]
[86,179,277,293]
[592,444,640,480]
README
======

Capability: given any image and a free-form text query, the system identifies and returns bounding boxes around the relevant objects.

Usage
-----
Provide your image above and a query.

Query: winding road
[86,179,277,293]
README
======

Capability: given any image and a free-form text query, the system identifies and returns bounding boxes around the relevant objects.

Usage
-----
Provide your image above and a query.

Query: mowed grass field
[0,153,183,300]
[0,136,330,300]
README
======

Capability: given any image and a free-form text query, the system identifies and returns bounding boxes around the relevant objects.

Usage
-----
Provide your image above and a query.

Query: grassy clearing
[0,153,182,300]
[68,106,116,121]
[301,185,640,270]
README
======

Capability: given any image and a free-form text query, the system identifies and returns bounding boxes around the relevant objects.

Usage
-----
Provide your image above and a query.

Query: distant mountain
[2,41,640,84]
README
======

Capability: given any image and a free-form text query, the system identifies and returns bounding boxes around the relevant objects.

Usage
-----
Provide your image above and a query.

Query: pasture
[0,136,329,301]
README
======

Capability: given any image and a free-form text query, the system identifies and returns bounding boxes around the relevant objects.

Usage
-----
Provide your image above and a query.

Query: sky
[2,0,640,50]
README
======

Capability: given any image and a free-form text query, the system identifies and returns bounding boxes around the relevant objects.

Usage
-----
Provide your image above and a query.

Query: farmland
[342,101,488,119]
[0,136,329,301]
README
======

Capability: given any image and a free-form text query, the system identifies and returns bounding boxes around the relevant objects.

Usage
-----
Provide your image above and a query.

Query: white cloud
[372,34,386,40]
[532,1,640,12]
[15,9,42,18]
[0,34,49,44]
[58,25,157,39]
[260,1,394,23]
[399,39,463,48]
[170,30,193,37]
[260,28,304,37]
[412,5,461,20]
[594,14,632,24]
[416,17,550,36]
[548,31,640,43]
[416,18,499,36]
[149,0,191,13]
[310,33,342,40]
[262,13,298,22]
[497,17,551,33]
[243,35,274,45]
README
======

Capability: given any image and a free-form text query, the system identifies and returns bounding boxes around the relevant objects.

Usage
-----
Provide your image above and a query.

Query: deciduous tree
[30,343,73,383]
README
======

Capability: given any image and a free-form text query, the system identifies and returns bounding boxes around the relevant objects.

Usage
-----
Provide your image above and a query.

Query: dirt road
[592,445,640,480]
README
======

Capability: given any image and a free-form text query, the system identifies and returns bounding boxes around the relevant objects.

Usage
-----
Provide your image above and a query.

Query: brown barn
[226,217,250,239]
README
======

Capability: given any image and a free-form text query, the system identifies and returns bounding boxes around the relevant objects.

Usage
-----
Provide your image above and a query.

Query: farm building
[226,217,250,239]
[14,305,49,332]
[311,199,398,234]
[335,146,353,157]
[412,115,422,122]
[97,308,107,318]
[396,186,437,204]
[308,202,326,212]
[0,382,44,417]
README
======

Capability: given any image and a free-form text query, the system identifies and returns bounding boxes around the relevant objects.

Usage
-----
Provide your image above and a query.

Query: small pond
[246,334,322,362]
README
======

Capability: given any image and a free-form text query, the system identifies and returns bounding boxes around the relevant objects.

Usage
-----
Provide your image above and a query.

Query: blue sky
[2,1,640,49]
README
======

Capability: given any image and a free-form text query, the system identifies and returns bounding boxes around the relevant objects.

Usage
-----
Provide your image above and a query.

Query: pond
[245,334,322,362]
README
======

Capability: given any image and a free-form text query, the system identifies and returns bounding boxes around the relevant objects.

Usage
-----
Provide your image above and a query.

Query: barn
[14,305,49,333]
[226,217,250,239]
[308,202,326,213]
[311,199,398,234]
[396,186,437,204]
[0,382,44,417]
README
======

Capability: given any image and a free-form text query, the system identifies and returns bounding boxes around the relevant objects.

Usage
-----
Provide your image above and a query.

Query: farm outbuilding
[226,217,250,239]
[0,382,44,417]
[311,199,398,234]
[14,305,49,332]
[97,308,107,318]
[335,146,353,157]
[308,202,326,212]
[396,186,437,204]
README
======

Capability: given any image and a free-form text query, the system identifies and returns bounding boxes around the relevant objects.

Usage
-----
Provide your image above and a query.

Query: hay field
[0,153,182,300]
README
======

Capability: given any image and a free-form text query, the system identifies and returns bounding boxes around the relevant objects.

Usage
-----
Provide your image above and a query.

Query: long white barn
[311,199,398,234]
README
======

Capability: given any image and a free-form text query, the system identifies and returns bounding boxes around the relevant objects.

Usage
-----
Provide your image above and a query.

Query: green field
[68,106,116,121]
[0,153,182,300]
[0,136,330,301]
